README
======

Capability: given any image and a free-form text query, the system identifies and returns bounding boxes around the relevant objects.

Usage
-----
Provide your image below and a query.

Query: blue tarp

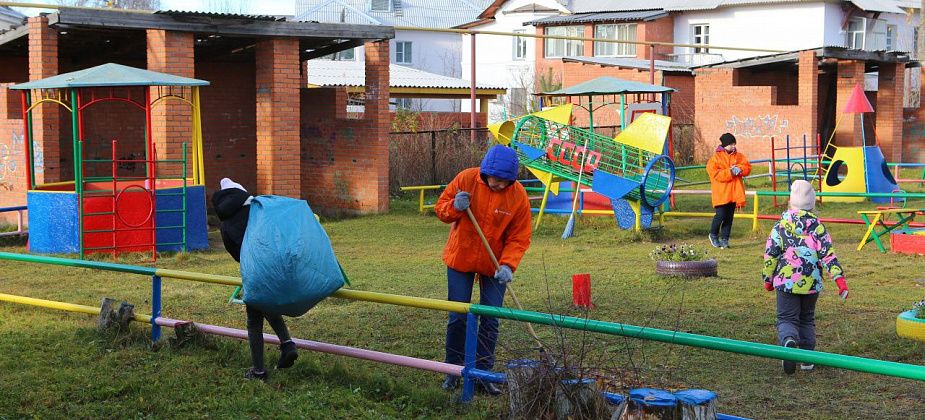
[240,196,344,317]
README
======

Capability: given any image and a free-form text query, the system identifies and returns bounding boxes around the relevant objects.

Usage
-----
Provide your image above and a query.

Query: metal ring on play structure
[639,154,675,208]
[114,184,155,228]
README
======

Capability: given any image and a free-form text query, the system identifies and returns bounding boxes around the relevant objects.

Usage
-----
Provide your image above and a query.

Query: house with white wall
[294,0,493,112]
[458,0,570,122]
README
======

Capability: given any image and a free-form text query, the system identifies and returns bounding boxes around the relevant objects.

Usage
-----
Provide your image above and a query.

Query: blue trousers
[445,267,506,372]
[776,289,818,351]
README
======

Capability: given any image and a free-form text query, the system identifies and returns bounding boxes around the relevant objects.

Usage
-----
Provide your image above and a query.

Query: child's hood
[780,209,821,235]
[212,188,251,221]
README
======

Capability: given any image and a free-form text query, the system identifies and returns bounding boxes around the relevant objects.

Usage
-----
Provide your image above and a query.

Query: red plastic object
[843,83,874,114]
[891,229,925,255]
[572,273,593,308]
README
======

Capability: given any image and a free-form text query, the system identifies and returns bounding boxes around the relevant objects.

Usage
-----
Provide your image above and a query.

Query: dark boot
[782,337,797,375]
[441,375,459,391]
[477,381,503,396]
[276,340,298,369]
[245,367,267,381]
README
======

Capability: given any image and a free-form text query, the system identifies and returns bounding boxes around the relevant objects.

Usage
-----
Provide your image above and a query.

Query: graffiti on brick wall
[725,115,790,139]
[0,129,22,187]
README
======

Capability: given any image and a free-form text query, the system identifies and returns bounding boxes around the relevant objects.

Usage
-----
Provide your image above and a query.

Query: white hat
[789,179,816,211]
[220,178,246,192]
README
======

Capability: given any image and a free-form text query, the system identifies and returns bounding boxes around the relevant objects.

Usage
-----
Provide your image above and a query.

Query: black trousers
[710,202,736,240]
[246,305,292,371]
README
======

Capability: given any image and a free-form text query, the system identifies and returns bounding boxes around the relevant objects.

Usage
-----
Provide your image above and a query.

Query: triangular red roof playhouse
[843,83,874,114]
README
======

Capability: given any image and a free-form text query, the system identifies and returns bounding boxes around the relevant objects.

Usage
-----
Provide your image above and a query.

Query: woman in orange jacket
[706,133,751,248]
[434,144,532,396]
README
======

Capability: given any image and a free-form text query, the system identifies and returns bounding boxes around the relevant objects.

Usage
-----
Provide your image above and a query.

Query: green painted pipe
[470,304,925,382]
[0,252,156,276]
[756,191,925,198]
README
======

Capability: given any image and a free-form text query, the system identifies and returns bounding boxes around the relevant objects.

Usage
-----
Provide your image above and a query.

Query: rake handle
[464,208,545,349]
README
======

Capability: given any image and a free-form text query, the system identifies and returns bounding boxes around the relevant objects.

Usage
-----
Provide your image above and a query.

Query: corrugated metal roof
[307,60,505,90]
[293,0,493,28]
[540,76,674,96]
[525,10,667,25]
[11,63,209,90]
[155,10,288,21]
[567,0,904,14]
[563,56,693,73]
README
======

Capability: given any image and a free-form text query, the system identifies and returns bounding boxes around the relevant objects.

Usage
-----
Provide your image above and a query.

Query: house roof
[525,10,667,25]
[539,76,674,96]
[307,60,506,92]
[694,46,918,69]
[293,0,494,28]
[566,0,904,14]
[0,6,26,31]
[0,8,394,62]
[563,56,693,73]
[11,63,209,90]
[477,0,569,19]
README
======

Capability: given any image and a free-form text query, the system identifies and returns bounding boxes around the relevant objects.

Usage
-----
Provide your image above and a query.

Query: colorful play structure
[11,63,209,261]
[4,250,925,417]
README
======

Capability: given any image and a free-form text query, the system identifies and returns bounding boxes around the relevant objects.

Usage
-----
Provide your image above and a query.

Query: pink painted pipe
[156,317,463,376]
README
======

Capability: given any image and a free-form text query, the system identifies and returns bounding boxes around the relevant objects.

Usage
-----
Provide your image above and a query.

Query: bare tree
[55,0,160,9]
[205,0,253,13]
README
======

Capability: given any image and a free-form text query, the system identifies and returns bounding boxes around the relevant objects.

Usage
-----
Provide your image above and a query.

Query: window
[594,23,637,57]
[512,30,528,60]
[394,98,413,109]
[395,41,412,64]
[370,0,391,12]
[847,17,865,49]
[322,48,355,61]
[692,24,709,53]
[886,24,896,50]
[544,26,584,58]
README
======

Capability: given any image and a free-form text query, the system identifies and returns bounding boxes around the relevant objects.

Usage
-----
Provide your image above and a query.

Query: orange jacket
[435,168,532,277]
[706,149,752,208]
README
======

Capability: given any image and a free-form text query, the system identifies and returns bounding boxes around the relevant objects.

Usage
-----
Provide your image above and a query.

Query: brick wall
[639,17,673,60]
[300,41,391,215]
[197,60,257,195]
[834,60,865,148]
[0,85,27,223]
[28,16,60,185]
[0,56,27,83]
[255,38,301,197]
[876,62,905,162]
[147,30,194,179]
[734,67,799,106]
[694,51,818,163]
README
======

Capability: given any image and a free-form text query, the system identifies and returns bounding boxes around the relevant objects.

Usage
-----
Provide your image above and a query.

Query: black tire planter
[655,259,717,277]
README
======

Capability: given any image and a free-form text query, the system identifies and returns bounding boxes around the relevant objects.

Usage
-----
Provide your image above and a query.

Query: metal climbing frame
[511,115,674,208]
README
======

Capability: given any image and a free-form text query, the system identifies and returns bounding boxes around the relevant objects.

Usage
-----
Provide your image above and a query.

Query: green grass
[3,183,925,418]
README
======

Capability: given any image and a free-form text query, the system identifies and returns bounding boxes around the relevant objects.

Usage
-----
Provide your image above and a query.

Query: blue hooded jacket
[479,145,520,182]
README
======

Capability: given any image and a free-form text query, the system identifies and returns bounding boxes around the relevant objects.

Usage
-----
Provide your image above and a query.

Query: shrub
[648,243,710,262]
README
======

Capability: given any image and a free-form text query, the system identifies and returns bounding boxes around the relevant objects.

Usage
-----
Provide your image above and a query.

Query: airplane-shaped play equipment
[489,104,675,231]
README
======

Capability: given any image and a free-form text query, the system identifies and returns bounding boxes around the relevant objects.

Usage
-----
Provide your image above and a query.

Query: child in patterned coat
[762,180,849,374]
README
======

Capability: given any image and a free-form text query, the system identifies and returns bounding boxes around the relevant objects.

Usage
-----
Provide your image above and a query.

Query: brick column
[797,51,819,138]
[255,38,301,197]
[876,62,905,162]
[28,16,59,184]
[834,59,865,147]
[364,40,390,213]
[147,30,194,178]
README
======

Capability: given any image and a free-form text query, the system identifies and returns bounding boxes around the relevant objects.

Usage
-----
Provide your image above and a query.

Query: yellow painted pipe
[154,269,240,286]
[399,185,443,191]
[0,292,152,323]
[332,289,470,314]
[534,181,552,230]
[662,211,757,220]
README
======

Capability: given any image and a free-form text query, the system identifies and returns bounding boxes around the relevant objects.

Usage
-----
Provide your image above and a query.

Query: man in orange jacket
[434,144,532,395]
[706,133,751,249]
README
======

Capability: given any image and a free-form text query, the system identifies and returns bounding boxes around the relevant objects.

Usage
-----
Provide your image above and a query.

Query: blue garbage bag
[240,195,345,317]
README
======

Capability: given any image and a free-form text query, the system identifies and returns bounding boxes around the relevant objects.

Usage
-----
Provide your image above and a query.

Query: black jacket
[212,188,251,262]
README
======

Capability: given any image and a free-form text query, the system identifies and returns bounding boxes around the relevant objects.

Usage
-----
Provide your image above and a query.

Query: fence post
[431,131,437,185]
[460,312,478,403]
[151,275,162,342]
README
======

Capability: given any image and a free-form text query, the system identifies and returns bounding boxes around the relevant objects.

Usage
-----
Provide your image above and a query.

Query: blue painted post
[460,312,478,402]
[151,275,162,341]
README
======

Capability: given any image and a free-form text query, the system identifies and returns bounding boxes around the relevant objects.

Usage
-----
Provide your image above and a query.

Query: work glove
[494,265,513,284]
[453,191,470,211]
[835,277,849,300]
[731,166,742,176]
[764,281,774,292]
